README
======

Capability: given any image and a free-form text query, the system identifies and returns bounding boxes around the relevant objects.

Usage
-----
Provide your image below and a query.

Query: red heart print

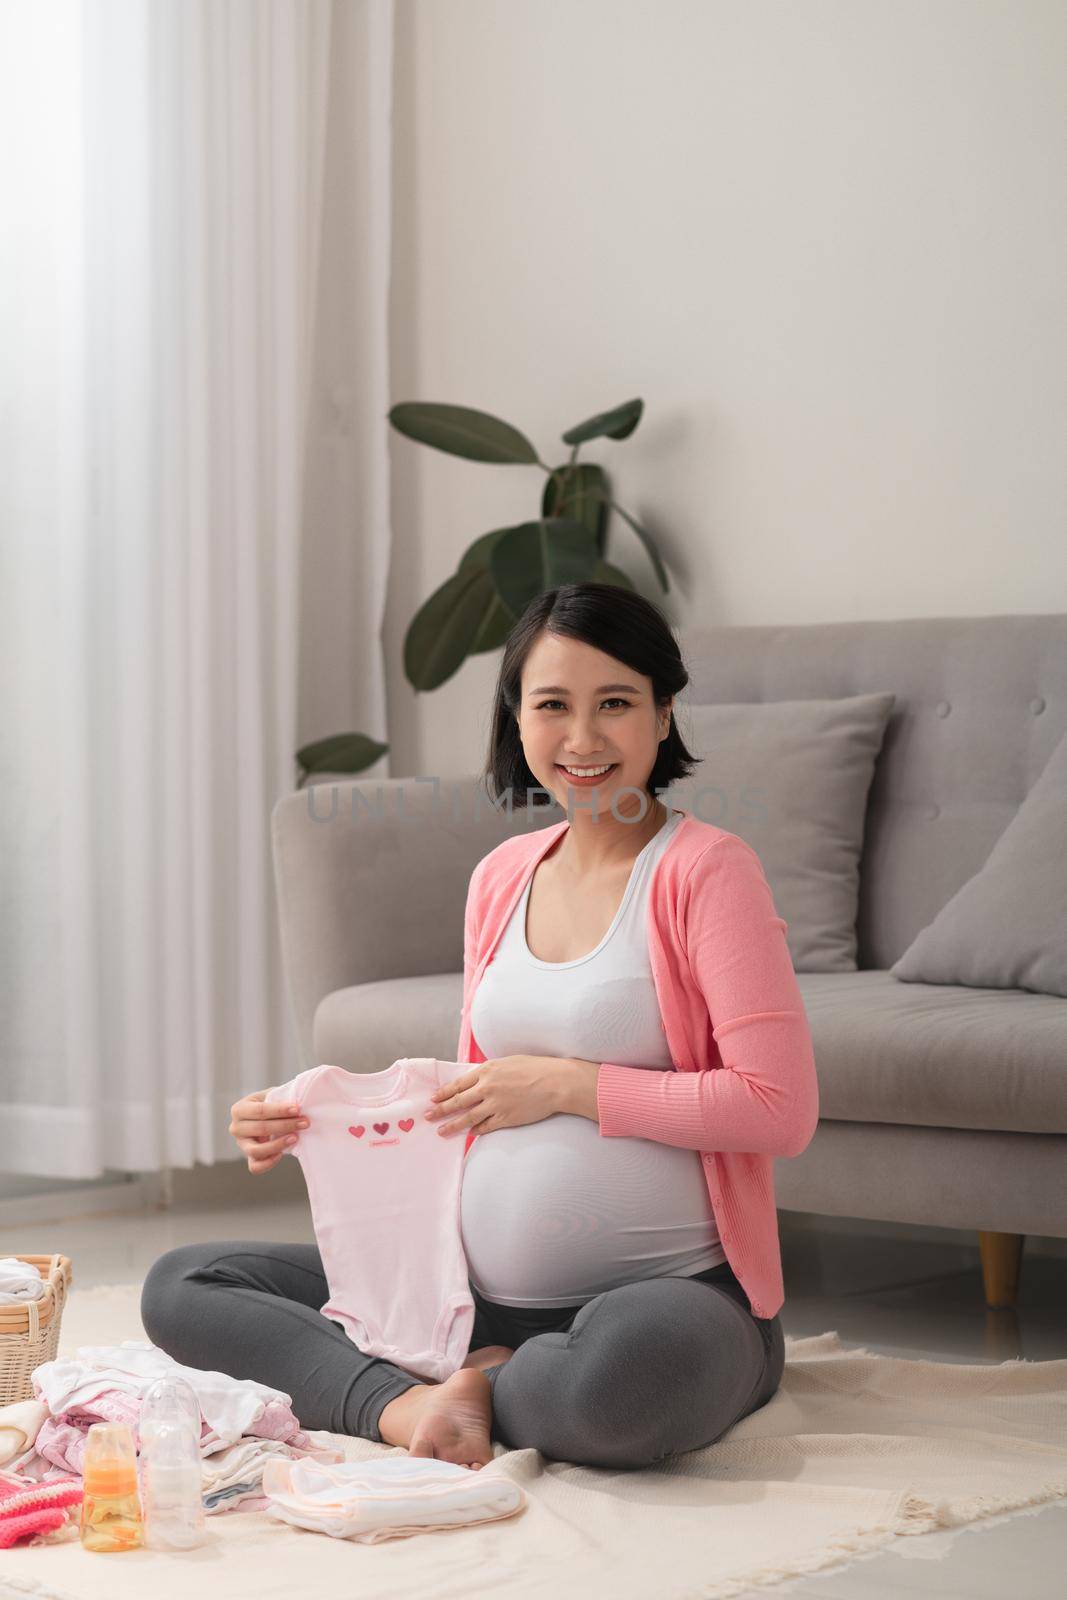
[348,1125,365,1138]
[399,1118,414,1132]
[373,1122,389,1136]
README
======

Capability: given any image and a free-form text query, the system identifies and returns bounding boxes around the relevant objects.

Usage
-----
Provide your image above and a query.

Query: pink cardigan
[456,811,820,1320]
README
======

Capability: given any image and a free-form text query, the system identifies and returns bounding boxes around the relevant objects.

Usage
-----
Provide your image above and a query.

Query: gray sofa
[271,612,1067,1313]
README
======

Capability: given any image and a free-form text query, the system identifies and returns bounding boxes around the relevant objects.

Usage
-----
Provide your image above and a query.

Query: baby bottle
[138,1375,206,1550]
[79,1422,143,1552]
[140,1374,201,1441]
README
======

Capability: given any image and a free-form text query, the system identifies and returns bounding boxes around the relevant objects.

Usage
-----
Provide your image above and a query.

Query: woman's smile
[554,762,619,787]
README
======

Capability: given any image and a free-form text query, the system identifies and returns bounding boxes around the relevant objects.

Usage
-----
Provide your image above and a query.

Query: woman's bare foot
[380,1368,495,1470]
[460,1343,514,1372]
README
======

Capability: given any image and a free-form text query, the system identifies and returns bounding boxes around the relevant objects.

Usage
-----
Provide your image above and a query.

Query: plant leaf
[542,462,610,555]
[487,518,600,617]
[458,529,519,652]
[467,590,517,654]
[404,563,497,690]
[457,526,512,572]
[561,398,643,446]
[296,732,389,779]
[389,402,539,464]
[577,489,669,593]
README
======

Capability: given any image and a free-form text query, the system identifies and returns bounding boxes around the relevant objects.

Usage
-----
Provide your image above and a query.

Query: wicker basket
[0,1254,74,1407]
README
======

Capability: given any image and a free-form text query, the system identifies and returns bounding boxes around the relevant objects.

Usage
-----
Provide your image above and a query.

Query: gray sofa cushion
[795,970,1067,1133]
[890,731,1067,998]
[663,693,895,973]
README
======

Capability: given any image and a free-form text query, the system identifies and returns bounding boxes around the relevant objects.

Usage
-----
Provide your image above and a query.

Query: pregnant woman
[141,581,819,1473]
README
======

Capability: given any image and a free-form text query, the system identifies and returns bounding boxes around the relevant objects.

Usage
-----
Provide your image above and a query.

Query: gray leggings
[140,1240,785,1470]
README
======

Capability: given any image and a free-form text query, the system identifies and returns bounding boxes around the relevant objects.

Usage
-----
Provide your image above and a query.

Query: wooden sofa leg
[978,1230,1024,1309]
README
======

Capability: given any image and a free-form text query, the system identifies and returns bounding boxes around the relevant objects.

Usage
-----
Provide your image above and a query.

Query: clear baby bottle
[140,1374,201,1440]
[138,1376,206,1550]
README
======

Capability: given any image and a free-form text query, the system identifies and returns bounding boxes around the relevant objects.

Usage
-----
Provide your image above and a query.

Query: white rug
[2,1280,1065,1600]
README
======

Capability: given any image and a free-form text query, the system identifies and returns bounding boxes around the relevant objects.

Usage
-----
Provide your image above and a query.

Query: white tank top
[461,807,725,1306]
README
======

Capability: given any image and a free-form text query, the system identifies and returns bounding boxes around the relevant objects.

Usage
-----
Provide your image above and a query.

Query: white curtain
[0,0,394,1179]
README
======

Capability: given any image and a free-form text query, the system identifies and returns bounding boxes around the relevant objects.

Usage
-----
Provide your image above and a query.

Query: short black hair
[482,582,701,809]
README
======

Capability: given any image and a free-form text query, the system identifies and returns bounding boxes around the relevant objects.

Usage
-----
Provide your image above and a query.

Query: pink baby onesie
[264,1059,474,1383]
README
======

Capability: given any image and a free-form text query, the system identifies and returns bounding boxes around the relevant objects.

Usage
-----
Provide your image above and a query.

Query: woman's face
[515,631,672,819]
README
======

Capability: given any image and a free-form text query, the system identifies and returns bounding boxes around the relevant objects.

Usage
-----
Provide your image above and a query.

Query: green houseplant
[295,396,671,786]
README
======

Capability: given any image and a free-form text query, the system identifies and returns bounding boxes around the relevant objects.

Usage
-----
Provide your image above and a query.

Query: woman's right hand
[229,1089,310,1174]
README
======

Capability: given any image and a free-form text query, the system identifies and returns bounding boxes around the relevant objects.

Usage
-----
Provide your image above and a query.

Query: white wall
[384,0,1067,783]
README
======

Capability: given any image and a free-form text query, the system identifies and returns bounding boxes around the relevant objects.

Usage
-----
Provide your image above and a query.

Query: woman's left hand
[424,1055,568,1137]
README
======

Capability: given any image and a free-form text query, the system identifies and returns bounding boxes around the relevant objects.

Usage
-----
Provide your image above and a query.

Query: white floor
[4,1183,1065,1599]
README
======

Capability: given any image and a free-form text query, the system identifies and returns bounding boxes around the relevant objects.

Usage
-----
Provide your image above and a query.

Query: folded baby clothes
[13,1342,344,1514]
[33,1340,306,1453]
[0,1400,50,1468]
[198,1433,344,1515]
[265,1059,475,1383]
[0,1257,45,1305]
[0,1447,73,1485]
[19,1340,341,1509]
[260,1456,526,1543]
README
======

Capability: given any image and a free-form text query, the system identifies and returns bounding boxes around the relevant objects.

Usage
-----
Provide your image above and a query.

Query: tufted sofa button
[936,699,951,717]
[1030,696,1046,715]
[927,803,940,821]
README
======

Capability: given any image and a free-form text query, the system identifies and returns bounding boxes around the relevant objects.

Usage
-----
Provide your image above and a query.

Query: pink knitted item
[0,1469,83,1548]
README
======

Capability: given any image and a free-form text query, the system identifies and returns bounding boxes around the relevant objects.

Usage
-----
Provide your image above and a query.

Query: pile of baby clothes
[261,1456,526,1543]
[1,1339,345,1521]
